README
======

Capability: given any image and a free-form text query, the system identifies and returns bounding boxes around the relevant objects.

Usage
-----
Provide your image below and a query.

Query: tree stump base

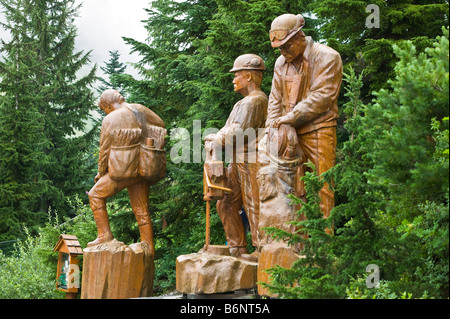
[176,245,258,294]
[81,239,154,299]
[257,242,303,296]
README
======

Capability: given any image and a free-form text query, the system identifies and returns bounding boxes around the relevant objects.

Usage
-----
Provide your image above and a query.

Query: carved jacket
[98,104,165,179]
[266,36,343,135]
[214,90,268,161]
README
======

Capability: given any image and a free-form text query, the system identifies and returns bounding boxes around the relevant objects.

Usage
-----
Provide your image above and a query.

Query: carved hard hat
[229,54,265,73]
[269,14,305,48]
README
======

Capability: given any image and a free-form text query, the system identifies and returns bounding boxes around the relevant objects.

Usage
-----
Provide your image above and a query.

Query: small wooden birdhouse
[53,234,82,297]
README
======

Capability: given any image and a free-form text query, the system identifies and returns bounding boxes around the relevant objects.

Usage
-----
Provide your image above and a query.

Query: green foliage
[112,1,449,297]
[0,0,52,240]
[345,277,431,299]
[153,205,225,294]
[366,27,449,222]
[397,198,449,298]
[1,0,448,298]
[315,0,449,95]
[262,162,341,299]
[58,195,143,247]
[97,50,127,95]
[0,196,141,298]
[0,224,63,299]
[0,0,98,240]
[335,30,449,298]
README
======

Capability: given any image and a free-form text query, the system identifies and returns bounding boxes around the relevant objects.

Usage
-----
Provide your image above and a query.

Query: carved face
[232,70,250,95]
[98,100,114,115]
[278,34,307,63]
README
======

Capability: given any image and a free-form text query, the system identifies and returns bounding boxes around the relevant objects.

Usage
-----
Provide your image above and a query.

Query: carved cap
[99,89,125,105]
[269,14,305,48]
[229,54,265,73]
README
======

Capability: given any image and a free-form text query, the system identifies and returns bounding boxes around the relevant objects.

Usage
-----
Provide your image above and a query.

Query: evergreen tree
[30,0,97,216]
[262,163,340,299]
[363,27,449,222]
[0,0,97,239]
[0,1,49,239]
[314,0,449,95]
[334,29,449,297]
[97,50,127,95]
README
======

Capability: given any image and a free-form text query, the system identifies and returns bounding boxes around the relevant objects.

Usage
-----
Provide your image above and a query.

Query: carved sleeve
[215,97,266,148]
[266,58,285,128]
[97,119,112,177]
[292,51,343,124]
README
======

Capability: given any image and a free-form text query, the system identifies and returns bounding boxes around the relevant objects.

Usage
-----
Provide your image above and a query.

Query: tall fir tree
[0,0,49,240]
[97,50,127,96]
[0,0,97,239]
[314,0,449,95]
[333,29,449,297]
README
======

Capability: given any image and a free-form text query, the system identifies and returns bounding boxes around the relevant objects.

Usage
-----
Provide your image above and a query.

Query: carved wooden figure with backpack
[87,89,166,252]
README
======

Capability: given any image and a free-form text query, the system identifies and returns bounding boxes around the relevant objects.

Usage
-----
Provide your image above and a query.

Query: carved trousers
[88,174,152,226]
[297,126,336,219]
[216,162,260,248]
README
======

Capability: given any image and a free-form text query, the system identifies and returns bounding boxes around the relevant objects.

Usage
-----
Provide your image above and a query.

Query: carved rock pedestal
[257,242,303,296]
[176,245,258,295]
[81,239,154,299]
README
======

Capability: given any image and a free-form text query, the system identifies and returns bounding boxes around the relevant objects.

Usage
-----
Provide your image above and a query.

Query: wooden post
[81,240,154,299]
[205,199,211,250]
[203,164,232,252]
[65,292,78,299]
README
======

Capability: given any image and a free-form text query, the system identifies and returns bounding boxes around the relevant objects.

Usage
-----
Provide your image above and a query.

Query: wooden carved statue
[176,56,266,296]
[204,54,268,262]
[257,13,343,295]
[87,89,166,251]
[263,13,343,231]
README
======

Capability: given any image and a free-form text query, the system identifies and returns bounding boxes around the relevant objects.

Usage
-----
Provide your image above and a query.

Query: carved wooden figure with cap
[257,13,343,296]
[266,13,343,226]
[204,53,268,262]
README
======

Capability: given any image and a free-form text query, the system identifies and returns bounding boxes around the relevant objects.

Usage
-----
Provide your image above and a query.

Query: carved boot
[240,250,260,263]
[229,246,248,257]
[139,223,155,257]
[87,208,114,247]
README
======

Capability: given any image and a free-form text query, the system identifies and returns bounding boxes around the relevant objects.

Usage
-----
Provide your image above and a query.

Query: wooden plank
[62,234,78,240]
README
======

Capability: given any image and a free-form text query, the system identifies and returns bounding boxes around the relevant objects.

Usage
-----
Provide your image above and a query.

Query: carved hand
[271,112,296,128]
[204,133,216,142]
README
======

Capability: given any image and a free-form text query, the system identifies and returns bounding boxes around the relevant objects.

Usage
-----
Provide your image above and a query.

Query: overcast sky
[74,0,151,83]
[0,1,152,85]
